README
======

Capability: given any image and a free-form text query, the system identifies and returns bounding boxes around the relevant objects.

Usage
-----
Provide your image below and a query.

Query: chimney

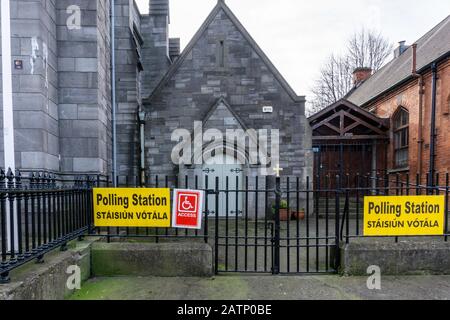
[141,0,171,97]
[353,67,372,86]
[169,38,180,62]
[394,41,409,58]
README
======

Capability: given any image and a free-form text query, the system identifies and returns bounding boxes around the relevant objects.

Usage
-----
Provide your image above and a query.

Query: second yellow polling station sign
[364,195,445,236]
[93,188,171,227]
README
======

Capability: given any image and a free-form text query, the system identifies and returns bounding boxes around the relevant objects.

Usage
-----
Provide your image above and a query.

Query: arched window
[393,107,409,168]
[447,93,450,112]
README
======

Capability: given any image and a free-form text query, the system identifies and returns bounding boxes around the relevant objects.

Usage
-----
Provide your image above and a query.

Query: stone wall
[1,0,314,182]
[0,0,59,172]
[143,7,313,180]
[114,0,142,177]
[140,0,171,98]
[0,0,114,175]
[57,0,111,175]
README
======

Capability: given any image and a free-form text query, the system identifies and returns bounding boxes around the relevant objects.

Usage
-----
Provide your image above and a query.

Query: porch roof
[308,99,389,142]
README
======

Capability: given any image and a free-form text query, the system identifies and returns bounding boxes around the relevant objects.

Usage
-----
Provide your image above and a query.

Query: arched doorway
[203,153,244,217]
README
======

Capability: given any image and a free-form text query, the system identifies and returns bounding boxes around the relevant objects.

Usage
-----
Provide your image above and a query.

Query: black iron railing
[0,169,95,283]
[1,169,449,281]
[338,172,450,243]
[92,174,338,274]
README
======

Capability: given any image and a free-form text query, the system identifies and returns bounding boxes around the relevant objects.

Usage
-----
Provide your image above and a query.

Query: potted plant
[272,200,290,221]
[292,208,306,221]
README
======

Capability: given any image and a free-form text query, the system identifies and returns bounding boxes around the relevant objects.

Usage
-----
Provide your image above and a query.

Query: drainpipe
[429,62,438,187]
[411,44,424,179]
[111,0,118,186]
[417,76,424,179]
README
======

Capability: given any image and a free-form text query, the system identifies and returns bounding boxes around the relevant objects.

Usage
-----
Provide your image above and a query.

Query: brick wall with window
[393,108,409,169]
[367,59,450,182]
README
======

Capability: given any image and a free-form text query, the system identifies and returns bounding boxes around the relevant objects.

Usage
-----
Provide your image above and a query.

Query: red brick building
[341,16,450,185]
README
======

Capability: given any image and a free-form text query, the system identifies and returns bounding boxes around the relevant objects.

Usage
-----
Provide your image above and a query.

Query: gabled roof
[202,97,269,159]
[202,97,249,131]
[347,15,450,107]
[143,0,304,103]
[186,97,269,165]
[309,99,389,141]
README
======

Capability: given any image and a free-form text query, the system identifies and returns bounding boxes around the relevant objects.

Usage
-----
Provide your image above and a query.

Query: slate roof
[347,15,450,107]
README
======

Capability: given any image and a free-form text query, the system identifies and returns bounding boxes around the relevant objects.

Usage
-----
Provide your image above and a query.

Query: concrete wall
[340,239,450,275]
[0,240,214,300]
[0,239,93,300]
[91,242,213,277]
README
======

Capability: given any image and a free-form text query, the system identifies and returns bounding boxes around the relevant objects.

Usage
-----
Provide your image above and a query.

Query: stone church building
[0,0,312,188]
[143,0,312,182]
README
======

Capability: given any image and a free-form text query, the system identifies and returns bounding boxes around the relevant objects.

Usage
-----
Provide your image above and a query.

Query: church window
[393,107,409,168]
[218,40,225,67]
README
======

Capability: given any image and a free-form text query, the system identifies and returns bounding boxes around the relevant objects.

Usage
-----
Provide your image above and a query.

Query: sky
[135,0,450,106]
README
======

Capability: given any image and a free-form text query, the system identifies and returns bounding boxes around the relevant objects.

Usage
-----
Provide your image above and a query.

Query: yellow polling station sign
[93,188,171,228]
[364,195,445,236]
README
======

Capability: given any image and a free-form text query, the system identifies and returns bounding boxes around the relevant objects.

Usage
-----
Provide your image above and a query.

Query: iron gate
[207,175,341,274]
[92,174,342,275]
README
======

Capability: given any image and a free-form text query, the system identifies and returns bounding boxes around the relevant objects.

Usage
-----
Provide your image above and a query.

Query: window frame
[392,107,409,169]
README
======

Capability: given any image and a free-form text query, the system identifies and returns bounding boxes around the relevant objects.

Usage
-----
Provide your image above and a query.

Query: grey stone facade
[0,0,313,185]
[143,1,313,181]
[0,0,133,176]
[56,0,112,175]
[114,0,142,176]
[0,0,59,171]
[140,0,171,98]
[0,0,114,175]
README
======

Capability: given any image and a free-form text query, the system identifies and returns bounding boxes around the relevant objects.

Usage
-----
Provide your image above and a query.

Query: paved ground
[69,275,450,300]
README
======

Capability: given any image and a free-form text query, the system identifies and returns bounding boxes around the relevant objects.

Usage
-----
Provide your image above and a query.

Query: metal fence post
[0,170,9,283]
[334,175,341,271]
[204,176,208,244]
[214,177,219,275]
[446,173,449,242]
[273,176,281,275]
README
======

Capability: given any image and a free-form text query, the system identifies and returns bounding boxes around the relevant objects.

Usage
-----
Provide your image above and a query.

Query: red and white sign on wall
[172,189,204,229]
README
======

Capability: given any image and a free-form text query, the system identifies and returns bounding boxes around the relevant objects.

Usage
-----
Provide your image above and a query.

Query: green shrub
[272,200,288,210]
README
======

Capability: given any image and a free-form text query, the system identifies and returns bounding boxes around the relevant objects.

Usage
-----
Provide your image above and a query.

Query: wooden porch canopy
[308,99,389,141]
